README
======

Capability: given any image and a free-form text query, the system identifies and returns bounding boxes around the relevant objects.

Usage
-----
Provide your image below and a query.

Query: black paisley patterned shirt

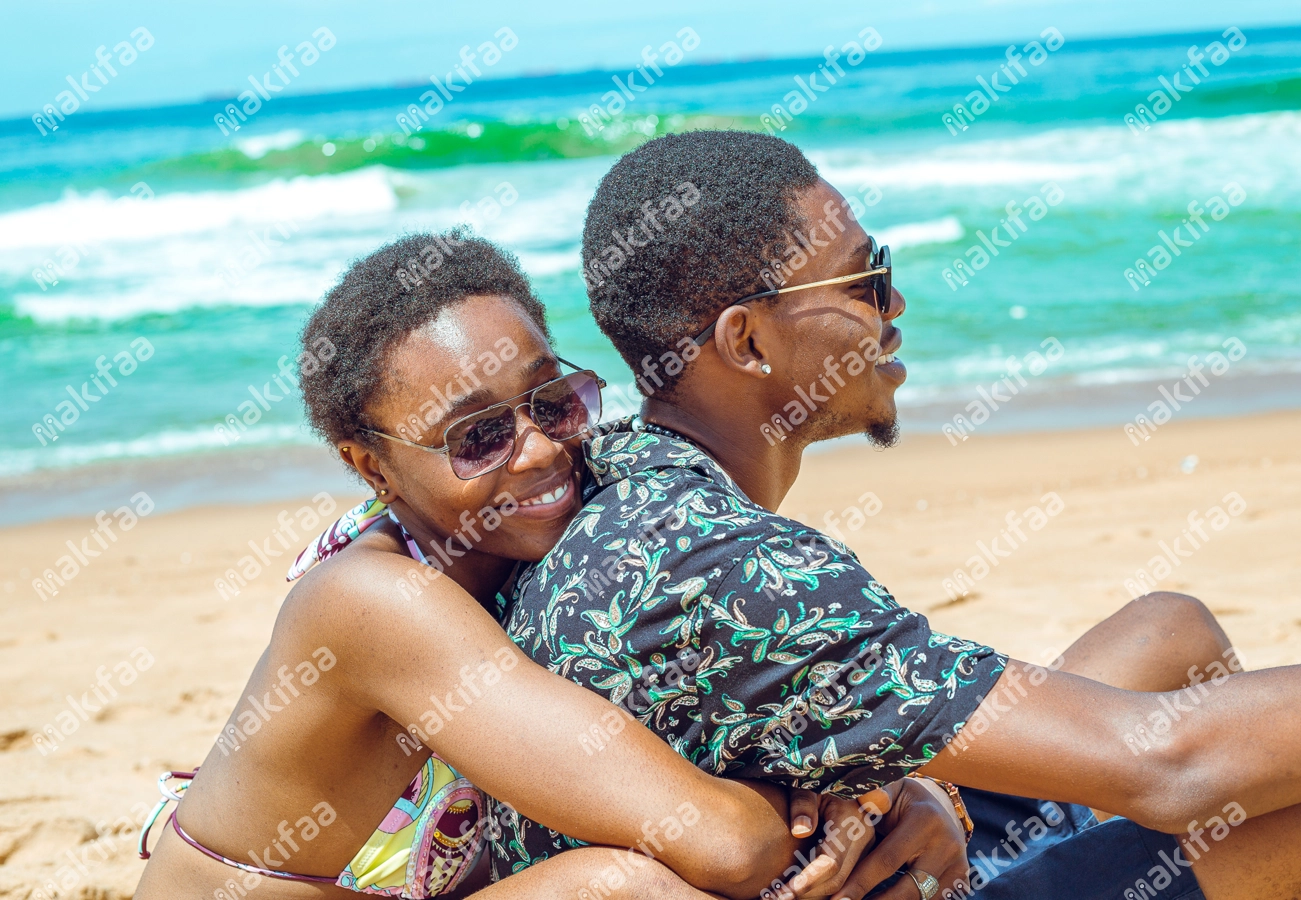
[487,419,1006,878]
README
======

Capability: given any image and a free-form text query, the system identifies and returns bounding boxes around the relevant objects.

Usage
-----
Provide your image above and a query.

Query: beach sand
[1,411,1297,897]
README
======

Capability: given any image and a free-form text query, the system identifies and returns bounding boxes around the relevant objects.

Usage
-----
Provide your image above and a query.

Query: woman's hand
[821,778,969,900]
[772,779,969,899]
[775,788,887,899]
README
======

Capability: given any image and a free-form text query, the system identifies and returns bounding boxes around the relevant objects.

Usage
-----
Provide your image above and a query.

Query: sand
[1,411,1297,898]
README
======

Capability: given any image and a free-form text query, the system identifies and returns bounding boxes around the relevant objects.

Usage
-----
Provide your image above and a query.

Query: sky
[3,0,1298,118]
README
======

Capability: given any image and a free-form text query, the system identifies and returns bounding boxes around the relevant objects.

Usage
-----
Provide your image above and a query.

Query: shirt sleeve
[696,529,1006,797]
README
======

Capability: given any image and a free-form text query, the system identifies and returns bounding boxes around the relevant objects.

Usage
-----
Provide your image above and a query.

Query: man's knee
[1130,591,1232,657]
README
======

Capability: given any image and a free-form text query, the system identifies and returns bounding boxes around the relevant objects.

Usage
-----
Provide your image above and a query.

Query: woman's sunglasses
[691,236,892,346]
[362,359,605,480]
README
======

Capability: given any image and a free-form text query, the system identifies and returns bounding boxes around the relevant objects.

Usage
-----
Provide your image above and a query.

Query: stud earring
[379,489,388,496]
[760,364,772,375]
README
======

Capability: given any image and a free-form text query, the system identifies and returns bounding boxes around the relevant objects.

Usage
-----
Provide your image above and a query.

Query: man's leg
[1055,592,1233,692]
[1031,591,1301,898]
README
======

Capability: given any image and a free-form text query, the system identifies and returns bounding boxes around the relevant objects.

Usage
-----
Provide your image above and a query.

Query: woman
[135,232,968,899]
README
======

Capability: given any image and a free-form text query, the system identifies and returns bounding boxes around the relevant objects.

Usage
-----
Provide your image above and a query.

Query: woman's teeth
[876,353,897,367]
[520,481,570,507]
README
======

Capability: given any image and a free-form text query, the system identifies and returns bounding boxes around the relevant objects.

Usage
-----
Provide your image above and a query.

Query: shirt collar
[584,416,748,500]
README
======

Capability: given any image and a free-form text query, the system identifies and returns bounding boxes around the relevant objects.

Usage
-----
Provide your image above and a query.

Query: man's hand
[776,780,969,899]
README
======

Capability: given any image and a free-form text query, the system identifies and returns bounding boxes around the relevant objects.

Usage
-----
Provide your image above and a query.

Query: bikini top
[140,498,488,897]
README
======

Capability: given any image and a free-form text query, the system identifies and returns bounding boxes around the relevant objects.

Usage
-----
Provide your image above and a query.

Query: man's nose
[884,286,906,321]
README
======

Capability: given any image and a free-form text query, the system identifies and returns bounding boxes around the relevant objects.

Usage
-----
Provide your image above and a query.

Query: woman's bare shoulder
[277,521,475,645]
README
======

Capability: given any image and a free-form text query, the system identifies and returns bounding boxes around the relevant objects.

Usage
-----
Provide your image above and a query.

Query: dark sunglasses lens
[532,373,601,440]
[446,406,516,479]
[875,245,891,314]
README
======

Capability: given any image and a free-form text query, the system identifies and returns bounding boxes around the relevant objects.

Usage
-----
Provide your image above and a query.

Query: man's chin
[865,416,900,448]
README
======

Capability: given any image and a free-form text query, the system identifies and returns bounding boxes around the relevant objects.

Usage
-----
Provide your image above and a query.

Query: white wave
[1,424,312,479]
[0,168,399,250]
[877,216,963,248]
[814,110,1301,199]
[235,129,308,159]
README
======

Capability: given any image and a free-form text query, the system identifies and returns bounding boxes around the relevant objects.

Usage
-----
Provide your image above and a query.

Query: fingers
[790,788,820,838]
[776,850,838,900]
[856,786,892,823]
[871,861,968,900]
[827,820,920,900]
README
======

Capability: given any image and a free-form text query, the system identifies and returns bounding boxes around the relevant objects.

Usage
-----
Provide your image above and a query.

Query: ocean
[3,25,1300,498]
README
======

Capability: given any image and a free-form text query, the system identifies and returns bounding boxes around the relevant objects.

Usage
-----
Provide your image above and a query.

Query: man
[495,131,1301,899]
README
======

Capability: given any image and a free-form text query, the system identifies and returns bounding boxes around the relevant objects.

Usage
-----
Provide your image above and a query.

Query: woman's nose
[508,406,563,472]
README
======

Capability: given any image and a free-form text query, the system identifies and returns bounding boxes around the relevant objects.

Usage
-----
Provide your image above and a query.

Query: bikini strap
[170,810,336,883]
[138,768,335,884]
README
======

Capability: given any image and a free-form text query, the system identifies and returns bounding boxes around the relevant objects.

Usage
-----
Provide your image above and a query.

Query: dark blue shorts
[957,789,1206,900]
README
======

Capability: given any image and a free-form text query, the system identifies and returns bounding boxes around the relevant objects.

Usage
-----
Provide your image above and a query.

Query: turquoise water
[3,27,1300,478]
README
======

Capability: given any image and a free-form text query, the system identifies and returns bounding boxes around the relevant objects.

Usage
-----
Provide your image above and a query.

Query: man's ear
[712,305,771,379]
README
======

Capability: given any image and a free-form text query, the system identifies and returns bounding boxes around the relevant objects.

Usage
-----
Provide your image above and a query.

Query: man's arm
[919,660,1301,831]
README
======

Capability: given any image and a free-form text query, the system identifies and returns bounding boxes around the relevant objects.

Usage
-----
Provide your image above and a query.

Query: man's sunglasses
[692,236,892,346]
[361,359,606,480]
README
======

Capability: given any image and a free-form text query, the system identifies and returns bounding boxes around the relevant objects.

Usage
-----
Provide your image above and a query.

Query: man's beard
[865,416,900,448]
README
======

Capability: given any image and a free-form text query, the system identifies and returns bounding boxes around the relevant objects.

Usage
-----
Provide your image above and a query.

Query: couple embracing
[136,131,1301,900]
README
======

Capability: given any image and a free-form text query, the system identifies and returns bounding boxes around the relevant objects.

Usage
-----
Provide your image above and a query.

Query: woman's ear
[340,442,393,499]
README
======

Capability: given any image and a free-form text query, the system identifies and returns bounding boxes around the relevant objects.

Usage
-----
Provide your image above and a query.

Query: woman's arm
[299,552,801,898]
[466,846,722,900]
